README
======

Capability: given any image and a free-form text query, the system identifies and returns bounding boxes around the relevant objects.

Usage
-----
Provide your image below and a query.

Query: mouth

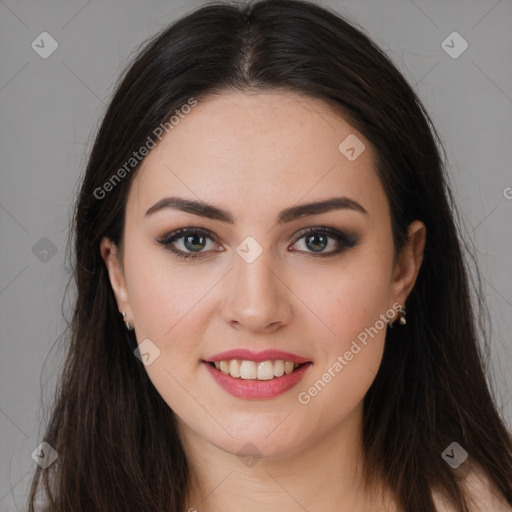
[202,358,313,399]
[204,359,312,381]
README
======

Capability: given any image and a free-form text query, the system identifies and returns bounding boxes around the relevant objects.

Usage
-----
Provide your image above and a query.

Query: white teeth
[257,361,274,380]
[274,360,285,377]
[240,360,257,379]
[284,361,295,375]
[212,359,306,380]
[229,359,241,378]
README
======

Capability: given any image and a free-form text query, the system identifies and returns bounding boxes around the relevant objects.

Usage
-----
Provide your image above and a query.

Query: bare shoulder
[432,465,512,512]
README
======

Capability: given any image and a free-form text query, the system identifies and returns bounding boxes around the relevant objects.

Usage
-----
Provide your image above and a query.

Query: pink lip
[205,348,311,364]
[203,361,313,399]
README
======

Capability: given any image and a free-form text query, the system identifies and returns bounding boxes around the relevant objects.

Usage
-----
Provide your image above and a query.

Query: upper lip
[204,348,311,364]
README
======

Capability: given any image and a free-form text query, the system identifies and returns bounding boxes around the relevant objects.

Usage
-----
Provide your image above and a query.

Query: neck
[177,402,395,512]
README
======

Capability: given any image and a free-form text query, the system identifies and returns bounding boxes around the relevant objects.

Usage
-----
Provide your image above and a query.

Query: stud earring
[398,307,406,325]
[389,306,406,328]
[121,312,134,331]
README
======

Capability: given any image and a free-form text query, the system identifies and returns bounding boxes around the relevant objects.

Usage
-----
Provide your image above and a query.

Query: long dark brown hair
[27,1,512,510]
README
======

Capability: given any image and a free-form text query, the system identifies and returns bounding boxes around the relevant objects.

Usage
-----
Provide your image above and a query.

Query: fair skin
[101,89,438,511]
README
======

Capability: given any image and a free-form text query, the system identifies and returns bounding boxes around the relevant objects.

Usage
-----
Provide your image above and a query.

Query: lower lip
[203,361,312,399]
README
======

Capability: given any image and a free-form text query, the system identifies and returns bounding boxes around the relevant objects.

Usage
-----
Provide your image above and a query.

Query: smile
[203,360,313,400]
[209,359,305,380]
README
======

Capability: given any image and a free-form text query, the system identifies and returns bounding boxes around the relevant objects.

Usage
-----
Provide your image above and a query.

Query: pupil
[184,234,206,252]
[307,233,327,252]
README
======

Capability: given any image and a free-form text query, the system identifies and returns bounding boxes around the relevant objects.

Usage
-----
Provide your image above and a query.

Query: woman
[27,0,512,511]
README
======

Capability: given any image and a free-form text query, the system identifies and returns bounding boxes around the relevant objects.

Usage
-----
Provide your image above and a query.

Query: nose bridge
[222,238,291,331]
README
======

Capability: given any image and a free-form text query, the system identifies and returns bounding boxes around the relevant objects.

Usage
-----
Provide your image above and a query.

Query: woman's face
[102,90,425,460]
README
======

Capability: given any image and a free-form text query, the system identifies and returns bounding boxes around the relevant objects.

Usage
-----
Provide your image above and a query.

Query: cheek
[123,240,222,377]
[303,256,392,350]
[127,264,178,337]
[123,247,213,410]
[333,280,390,348]
[124,237,203,335]
[296,258,391,404]
[295,299,388,425]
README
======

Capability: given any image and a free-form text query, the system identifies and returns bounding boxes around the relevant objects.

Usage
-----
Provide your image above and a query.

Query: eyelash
[156,225,358,260]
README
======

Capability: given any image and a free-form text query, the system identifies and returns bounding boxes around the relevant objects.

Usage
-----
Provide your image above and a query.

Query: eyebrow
[144,196,368,224]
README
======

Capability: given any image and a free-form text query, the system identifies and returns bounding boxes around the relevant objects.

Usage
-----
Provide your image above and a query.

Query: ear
[390,220,427,309]
[99,237,132,322]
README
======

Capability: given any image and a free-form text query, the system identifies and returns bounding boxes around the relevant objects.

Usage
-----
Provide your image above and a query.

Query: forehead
[127,90,387,223]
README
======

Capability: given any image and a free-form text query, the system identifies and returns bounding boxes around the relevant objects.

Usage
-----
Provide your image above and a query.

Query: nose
[220,248,293,334]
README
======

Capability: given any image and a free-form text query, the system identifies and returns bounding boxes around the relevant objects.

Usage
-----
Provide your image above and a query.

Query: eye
[290,225,358,257]
[156,227,221,260]
[156,225,358,260]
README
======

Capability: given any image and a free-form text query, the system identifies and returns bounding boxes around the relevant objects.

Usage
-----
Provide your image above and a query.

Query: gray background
[1,0,511,510]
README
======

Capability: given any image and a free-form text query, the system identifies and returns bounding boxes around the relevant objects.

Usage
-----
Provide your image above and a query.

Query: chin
[209,428,309,461]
